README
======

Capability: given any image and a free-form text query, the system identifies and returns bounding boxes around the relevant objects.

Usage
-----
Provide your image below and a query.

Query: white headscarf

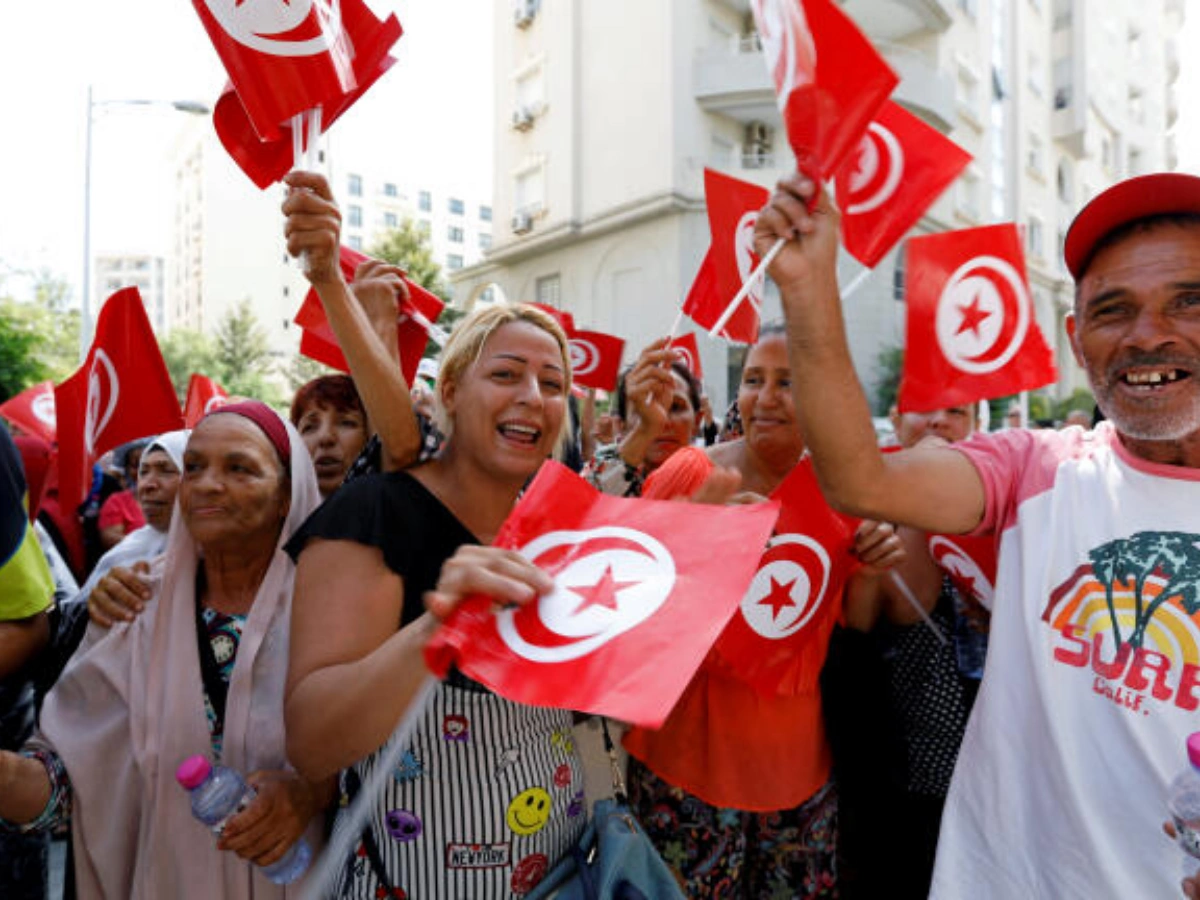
[69,429,191,605]
[40,415,321,900]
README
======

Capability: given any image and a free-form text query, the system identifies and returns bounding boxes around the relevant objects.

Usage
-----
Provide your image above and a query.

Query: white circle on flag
[934,255,1030,375]
[202,0,341,57]
[32,393,56,427]
[204,395,230,415]
[928,536,994,605]
[568,339,600,377]
[84,350,119,457]
[496,526,676,663]
[752,0,815,104]
[738,533,830,640]
[846,123,904,216]
[672,346,698,374]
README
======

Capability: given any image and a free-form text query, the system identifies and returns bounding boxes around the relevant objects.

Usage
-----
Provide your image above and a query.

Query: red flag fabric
[529,303,576,336]
[749,0,897,178]
[424,461,781,727]
[928,532,997,609]
[682,171,770,344]
[0,382,57,444]
[713,458,859,694]
[183,374,231,428]
[667,333,704,381]
[294,245,445,387]
[209,1,402,188]
[899,224,1058,412]
[568,329,625,393]
[835,101,973,268]
[54,288,183,510]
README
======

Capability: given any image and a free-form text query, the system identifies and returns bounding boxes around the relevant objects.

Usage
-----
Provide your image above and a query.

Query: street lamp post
[80,87,210,358]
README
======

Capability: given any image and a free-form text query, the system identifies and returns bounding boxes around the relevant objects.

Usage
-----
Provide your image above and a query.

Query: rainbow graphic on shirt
[1042,531,1200,715]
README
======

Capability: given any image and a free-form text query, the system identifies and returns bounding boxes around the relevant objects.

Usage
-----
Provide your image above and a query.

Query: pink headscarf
[40,413,321,900]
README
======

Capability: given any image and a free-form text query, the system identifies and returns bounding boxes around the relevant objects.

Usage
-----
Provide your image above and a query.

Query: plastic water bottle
[175,754,312,885]
[1168,732,1200,880]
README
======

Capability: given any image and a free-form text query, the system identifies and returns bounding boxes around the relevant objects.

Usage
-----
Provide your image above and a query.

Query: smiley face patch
[506,786,552,836]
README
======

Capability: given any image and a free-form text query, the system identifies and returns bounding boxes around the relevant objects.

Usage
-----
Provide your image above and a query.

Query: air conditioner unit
[745,121,772,147]
[511,106,534,131]
[514,0,537,28]
[511,211,533,234]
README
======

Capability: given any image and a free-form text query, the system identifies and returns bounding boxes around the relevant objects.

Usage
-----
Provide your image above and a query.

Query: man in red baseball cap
[750,169,1200,899]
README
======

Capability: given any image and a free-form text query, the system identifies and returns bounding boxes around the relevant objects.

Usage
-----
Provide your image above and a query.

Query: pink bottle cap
[1187,733,1200,770]
[175,755,213,790]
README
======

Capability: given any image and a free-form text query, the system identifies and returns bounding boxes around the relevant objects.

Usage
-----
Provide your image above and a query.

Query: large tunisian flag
[294,245,445,387]
[712,457,859,694]
[835,101,972,268]
[55,288,183,510]
[899,224,1057,412]
[0,382,58,444]
[749,0,897,179]
[204,0,403,187]
[683,170,770,344]
[425,462,780,727]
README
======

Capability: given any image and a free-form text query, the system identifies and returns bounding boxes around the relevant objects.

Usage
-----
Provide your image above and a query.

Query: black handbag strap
[599,718,628,805]
[194,570,229,725]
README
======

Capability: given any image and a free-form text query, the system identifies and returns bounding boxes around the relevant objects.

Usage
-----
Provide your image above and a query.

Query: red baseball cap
[1063,172,1200,280]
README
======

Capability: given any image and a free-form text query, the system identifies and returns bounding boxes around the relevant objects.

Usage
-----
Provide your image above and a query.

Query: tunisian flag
[568,329,625,393]
[294,245,445,387]
[683,170,770,344]
[667,333,704,381]
[713,458,859,694]
[425,461,780,727]
[209,0,403,188]
[928,532,997,610]
[750,0,897,179]
[55,289,183,510]
[0,382,58,444]
[835,101,972,268]
[899,224,1058,412]
[184,374,231,428]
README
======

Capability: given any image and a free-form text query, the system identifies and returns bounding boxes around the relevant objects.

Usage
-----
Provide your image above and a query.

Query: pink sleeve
[952,428,1082,536]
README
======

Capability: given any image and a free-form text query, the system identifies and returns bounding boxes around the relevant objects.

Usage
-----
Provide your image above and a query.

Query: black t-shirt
[286,470,477,628]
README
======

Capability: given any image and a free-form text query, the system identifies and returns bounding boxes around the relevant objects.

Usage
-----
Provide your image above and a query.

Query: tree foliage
[0,272,81,401]
[213,299,280,402]
[368,219,449,302]
[159,328,221,404]
[872,344,903,415]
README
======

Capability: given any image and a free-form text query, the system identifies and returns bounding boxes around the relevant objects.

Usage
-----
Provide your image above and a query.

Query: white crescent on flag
[934,255,1031,375]
[84,349,119,456]
[201,0,343,56]
[738,533,831,640]
[496,527,677,663]
[846,122,905,215]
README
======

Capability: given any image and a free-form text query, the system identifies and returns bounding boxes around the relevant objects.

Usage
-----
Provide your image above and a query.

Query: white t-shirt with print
[930,422,1200,899]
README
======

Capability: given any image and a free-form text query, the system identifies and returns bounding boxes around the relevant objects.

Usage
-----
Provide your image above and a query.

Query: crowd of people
[0,165,1198,900]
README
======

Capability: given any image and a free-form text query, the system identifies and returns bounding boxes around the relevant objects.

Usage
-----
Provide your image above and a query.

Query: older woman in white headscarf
[0,402,327,900]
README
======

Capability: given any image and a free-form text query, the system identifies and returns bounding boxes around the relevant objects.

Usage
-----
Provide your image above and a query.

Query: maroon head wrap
[203,400,291,470]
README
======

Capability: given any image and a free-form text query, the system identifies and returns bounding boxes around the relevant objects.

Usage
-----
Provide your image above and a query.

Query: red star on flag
[758,576,798,620]
[955,293,992,337]
[570,565,637,615]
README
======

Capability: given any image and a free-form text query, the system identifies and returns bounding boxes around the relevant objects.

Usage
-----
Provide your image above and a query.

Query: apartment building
[94,253,166,332]
[453,0,1184,411]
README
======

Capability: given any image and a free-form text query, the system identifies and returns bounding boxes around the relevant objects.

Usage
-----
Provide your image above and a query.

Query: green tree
[284,353,334,394]
[159,328,221,404]
[872,344,903,415]
[0,299,50,401]
[1055,388,1096,421]
[213,299,282,404]
[368,219,449,301]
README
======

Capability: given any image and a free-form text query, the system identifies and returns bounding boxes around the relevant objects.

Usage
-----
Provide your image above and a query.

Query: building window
[1027,52,1043,98]
[480,205,493,222]
[448,197,465,216]
[957,169,982,220]
[956,63,981,121]
[535,273,561,307]
[348,205,363,228]
[448,226,464,243]
[349,235,363,250]
[1027,216,1044,259]
[1056,160,1073,203]
[515,166,545,214]
[892,246,907,302]
[958,0,977,19]
[418,190,432,212]
[480,233,493,251]
[384,212,398,228]
[1027,133,1043,175]
[447,254,464,271]
[383,182,398,197]
[348,174,362,197]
